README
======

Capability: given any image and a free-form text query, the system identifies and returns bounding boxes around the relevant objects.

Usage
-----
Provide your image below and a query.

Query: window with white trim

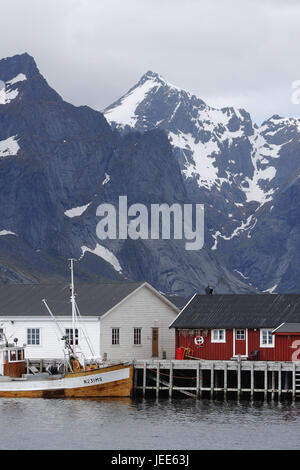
[112,328,120,345]
[260,329,275,347]
[65,328,79,346]
[134,328,142,345]
[236,329,245,340]
[0,328,4,341]
[27,328,40,345]
[211,329,226,343]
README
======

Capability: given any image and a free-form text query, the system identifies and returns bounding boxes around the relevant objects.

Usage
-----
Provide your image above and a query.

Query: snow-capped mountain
[104,71,300,293]
[0,54,253,296]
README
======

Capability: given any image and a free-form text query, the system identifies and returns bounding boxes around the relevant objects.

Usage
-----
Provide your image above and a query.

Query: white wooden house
[0,282,181,362]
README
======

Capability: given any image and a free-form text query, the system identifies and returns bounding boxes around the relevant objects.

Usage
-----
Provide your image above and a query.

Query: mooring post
[134,367,138,397]
[210,362,214,399]
[250,362,254,400]
[142,362,146,398]
[271,369,275,400]
[224,362,227,400]
[156,362,160,399]
[237,360,241,400]
[169,361,173,399]
[196,362,200,399]
[292,362,296,401]
[200,366,203,399]
[264,363,268,401]
[278,363,282,400]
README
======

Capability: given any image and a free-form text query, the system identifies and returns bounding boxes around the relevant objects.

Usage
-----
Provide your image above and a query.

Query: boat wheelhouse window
[65,328,79,346]
[211,329,226,343]
[260,329,275,348]
[17,350,23,361]
[236,329,245,340]
[27,328,40,345]
[134,328,142,345]
[112,328,120,345]
[10,350,17,361]
[9,349,24,362]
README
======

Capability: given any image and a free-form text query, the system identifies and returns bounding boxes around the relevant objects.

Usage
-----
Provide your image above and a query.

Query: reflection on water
[0,397,299,450]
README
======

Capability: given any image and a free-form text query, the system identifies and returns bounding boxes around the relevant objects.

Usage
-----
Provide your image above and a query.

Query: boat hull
[0,363,133,398]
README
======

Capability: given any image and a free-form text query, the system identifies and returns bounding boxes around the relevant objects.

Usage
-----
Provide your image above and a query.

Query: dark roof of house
[0,282,179,318]
[164,295,188,310]
[273,323,300,334]
[0,282,144,317]
[170,294,300,329]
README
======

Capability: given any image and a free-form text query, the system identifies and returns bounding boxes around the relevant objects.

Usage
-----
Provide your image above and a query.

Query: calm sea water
[0,397,299,450]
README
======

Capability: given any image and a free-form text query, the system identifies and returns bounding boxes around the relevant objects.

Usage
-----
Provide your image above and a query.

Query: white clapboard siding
[0,317,100,360]
[100,284,178,361]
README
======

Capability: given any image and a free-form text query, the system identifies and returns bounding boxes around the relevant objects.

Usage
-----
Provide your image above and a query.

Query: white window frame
[65,328,79,346]
[27,328,41,346]
[111,327,120,346]
[133,327,142,346]
[260,329,275,348]
[236,329,245,340]
[211,329,226,343]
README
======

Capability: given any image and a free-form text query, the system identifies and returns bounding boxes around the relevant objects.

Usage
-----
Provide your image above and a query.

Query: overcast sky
[0,0,299,124]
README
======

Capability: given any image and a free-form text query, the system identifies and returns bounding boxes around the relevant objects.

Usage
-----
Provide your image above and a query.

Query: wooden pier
[133,359,300,400]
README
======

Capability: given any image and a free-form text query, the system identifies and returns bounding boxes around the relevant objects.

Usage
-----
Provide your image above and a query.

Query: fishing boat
[0,261,133,398]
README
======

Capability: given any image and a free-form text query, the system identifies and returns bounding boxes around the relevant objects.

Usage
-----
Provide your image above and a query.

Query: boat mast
[70,259,77,357]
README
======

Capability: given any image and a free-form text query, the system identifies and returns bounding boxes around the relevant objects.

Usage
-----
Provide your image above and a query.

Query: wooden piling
[278,363,282,400]
[169,361,173,399]
[156,362,160,399]
[142,362,146,398]
[237,361,241,400]
[264,363,268,401]
[250,362,254,400]
[196,362,200,398]
[271,370,275,400]
[292,362,296,401]
[224,362,227,400]
[210,363,214,399]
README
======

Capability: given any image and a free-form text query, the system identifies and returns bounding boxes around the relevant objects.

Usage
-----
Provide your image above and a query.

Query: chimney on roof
[205,285,213,295]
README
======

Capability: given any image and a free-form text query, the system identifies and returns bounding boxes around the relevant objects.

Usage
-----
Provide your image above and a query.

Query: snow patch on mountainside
[7,73,27,86]
[0,136,20,157]
[211,215,257,250]
[0,230,17,236]
[102,173,110,185]
[169,131,221,189]
[105,76,161,128]
[80,244,122,272]
[64,202,91,218]
[0,74,26,105]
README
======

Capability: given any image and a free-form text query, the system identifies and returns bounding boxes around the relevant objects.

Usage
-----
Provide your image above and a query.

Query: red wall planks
[177,328,300,361]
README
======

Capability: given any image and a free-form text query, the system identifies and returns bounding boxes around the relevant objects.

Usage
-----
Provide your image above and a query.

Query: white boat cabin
[0,345,26,378]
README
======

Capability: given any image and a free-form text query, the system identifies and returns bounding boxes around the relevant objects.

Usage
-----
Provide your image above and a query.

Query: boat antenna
[70,259,77,358]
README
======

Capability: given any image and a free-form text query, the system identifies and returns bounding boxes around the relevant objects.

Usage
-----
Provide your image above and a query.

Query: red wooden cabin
[170,292,300,362]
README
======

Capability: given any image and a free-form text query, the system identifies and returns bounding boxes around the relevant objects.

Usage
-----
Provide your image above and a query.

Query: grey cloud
[0,0,299,124]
